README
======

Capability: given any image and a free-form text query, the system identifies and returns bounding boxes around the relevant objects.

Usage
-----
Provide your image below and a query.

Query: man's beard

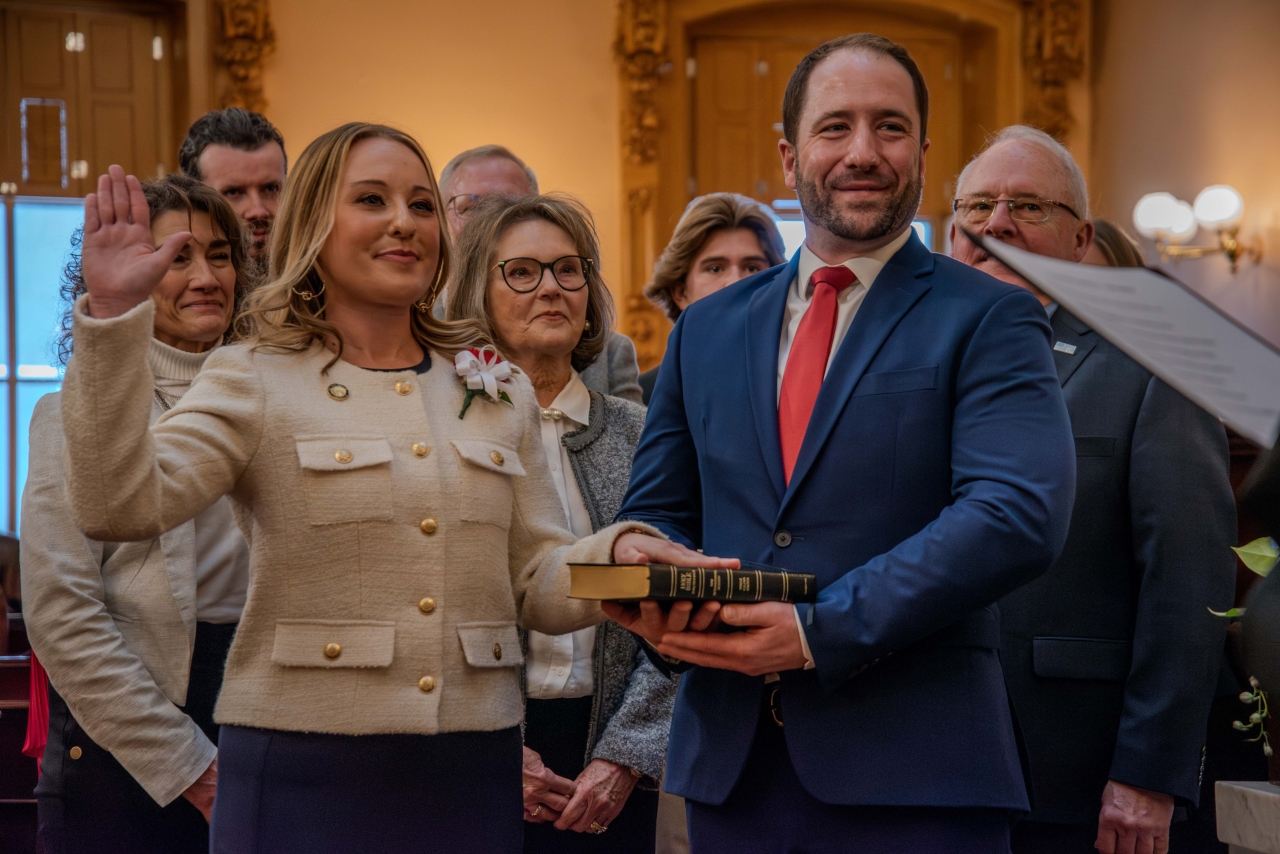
[796,165,922,243]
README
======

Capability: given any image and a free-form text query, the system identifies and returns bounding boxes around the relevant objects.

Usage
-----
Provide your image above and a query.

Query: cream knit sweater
[61,297,641,736]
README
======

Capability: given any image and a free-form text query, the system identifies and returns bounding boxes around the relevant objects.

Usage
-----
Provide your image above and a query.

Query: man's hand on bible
[649,601,808,676]
[1094,780,1174,854]
[604,532,738,646]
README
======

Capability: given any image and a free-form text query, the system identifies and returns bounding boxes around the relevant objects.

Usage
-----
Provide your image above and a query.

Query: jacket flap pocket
[296,436,393,472]
[853,365,939,397]
[1074,436,1117,457]
[457,621,523,668]
[272,619,396,668]
[1032,636,1131,681]
[452,440,525,476]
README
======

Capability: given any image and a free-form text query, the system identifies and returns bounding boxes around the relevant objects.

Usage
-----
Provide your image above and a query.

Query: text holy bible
[568,562,817,603]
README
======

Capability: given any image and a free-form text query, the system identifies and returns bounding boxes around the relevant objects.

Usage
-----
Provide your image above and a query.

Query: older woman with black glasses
[448,194,673,854]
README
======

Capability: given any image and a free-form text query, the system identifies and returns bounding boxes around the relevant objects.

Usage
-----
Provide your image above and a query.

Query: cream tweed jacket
[61,297,643,737]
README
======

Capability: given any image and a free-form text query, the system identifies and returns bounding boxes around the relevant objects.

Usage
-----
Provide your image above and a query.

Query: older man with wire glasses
[951,126,1236,854]
[437,144,643,403]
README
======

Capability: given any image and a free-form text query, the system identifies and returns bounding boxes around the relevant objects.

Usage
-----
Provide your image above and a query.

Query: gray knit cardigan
[521,391,675,787]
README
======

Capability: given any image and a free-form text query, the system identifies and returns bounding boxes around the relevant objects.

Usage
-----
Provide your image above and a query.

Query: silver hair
[438,144,539,197]
[954,125,1089,220]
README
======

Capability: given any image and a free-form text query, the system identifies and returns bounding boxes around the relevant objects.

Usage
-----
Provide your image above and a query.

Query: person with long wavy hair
[53,122,719,852]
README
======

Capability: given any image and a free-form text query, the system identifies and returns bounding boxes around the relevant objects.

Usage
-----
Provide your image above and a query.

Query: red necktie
[778,265,856,484]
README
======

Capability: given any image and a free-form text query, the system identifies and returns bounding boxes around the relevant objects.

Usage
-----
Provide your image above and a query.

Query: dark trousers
[522,696,659,854]
[686,700,1013,854]
[1010,820,1099,853]
[36,621,237,854]
[212,724,524,854]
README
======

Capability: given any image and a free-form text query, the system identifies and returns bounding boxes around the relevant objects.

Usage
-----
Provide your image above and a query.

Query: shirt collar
[795,226,913,298]
[548,370,591,427]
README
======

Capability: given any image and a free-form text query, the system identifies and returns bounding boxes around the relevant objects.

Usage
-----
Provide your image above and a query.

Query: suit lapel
[1050,308,1097,387]
[781,234,934,512]
[744,256,799,503]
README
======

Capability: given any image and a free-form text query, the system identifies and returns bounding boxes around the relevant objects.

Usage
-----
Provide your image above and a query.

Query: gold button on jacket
[490,450,505,466]
[418,675,436,693]
[418,597,436,615]
[69,746,83,760]
[395,381,413,396]
[412,442,430,457]
[324,643,342,660]
[419,518,438,535]
[493,643,503,661]
[334,449,353,464]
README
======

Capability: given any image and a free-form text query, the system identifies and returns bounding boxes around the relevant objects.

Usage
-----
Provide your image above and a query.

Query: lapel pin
[327,383,350,401]
[1053,342,1078,355]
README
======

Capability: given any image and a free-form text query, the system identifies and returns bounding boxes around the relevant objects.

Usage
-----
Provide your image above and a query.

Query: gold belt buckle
[769,687,783,727]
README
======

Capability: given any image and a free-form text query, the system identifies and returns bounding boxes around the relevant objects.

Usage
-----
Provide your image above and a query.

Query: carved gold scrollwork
[215,0,276,112]
[625,186,666,370]
[615,0,669,165]
[1022,0,1086,140]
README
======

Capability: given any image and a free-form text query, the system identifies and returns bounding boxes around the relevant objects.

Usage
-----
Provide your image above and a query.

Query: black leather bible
[568,561,817,603]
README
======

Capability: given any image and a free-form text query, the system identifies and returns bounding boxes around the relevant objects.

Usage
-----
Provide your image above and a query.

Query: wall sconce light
[1132,185,1262,272]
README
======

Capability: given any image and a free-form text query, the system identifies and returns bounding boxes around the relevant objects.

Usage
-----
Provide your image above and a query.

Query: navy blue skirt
[211,725,523,854]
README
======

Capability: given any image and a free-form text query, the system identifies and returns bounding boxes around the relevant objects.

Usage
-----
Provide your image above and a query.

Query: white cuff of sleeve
[794,606,815,670]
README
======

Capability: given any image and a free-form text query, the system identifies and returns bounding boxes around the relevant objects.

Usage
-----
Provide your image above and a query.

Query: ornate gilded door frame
[615,0,1090,370]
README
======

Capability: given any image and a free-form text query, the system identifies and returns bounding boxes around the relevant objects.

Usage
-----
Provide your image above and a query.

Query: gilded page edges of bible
[568,563,817,603]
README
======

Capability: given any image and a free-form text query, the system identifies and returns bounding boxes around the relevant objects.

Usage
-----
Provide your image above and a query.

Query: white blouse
[526,372,597,699]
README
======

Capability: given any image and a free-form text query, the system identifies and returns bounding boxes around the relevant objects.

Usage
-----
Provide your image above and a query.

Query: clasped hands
[602,532,808,676]
[522,748,638,832]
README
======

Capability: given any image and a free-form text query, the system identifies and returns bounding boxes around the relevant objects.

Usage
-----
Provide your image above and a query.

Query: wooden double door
[1,2,177,197]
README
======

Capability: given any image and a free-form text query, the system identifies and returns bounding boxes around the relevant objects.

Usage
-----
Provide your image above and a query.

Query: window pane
[0,388,7,532]
[0,203,8,378]
[16,381,61,529]
[15,198,83,378]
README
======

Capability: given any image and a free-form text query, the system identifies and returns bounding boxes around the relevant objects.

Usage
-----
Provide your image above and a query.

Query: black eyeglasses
[951,195,1082,225]
[494,256,592,293]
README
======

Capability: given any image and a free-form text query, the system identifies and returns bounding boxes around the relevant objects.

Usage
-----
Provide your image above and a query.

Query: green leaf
[1209,607,1245,618]
[1233,537,1279,577]
[498,390,513,406]
[458,388,478,419]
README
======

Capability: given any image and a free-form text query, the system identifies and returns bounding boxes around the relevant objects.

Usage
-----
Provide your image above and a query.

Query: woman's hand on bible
[522,746,576,824]
[82,165,190,320]
[181,756,217,823]
[603,532,738,645]
[553,759,638,834]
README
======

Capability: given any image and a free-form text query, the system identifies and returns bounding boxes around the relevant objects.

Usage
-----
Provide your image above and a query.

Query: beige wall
[260,0,623,284]
[1092,0,1280,345]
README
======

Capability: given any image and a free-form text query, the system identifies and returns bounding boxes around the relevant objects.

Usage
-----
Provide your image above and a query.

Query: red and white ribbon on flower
[454,346,512,401]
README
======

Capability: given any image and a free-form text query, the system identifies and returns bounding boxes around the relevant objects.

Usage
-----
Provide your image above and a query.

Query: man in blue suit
[604,34,1077,853]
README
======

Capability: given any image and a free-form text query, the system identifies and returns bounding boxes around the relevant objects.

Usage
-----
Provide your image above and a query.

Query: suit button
[334,449,353,464]
[774,530,792,548]
[418,675,436,693]
[493,643,503,661]
[418,597,436,615]
[412,442,430,457]
[419,518,438,535]
[324,643,342,660]
[69,746,82,760]
[490,450,505,466]
[395,380,413,395]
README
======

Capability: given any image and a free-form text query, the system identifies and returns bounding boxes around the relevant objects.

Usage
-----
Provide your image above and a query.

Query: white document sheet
[976,236,1280,448]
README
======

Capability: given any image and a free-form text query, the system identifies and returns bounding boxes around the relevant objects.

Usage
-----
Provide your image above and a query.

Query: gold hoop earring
[415,300,431,313]
[292,276,326,301]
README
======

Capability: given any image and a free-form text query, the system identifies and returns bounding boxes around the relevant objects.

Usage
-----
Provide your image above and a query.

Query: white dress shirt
[526,371,597,699]
[775,226,915,672]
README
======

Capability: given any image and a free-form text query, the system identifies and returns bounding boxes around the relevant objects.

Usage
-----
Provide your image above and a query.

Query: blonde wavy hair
[446,193,615,373]
[643,193,786,322]
[237,122,488,366]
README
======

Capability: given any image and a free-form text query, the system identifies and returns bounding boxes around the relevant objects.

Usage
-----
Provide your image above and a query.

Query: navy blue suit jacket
[618,233,1077,809]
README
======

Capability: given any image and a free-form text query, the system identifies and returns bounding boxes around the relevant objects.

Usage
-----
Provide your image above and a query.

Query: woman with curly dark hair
[22,173,253,853]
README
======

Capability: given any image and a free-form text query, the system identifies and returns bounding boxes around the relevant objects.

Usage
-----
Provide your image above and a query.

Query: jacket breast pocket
[452,440,524,530]
[457,621,523,668]
[1032,636,1132,682]
[296,435,394,525]
[852,365,939,397]
[271,619,396,668]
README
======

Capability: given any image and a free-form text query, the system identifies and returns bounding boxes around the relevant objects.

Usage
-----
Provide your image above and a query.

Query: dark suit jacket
[998,307,1236,824]
[638,366,658,406]
[618,233,1077,809]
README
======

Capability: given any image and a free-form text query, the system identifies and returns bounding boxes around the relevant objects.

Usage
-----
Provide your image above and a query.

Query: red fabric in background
[22,650,48,774]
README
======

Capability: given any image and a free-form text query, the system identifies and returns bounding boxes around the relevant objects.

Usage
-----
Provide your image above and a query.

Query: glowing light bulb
[1165,200,1199,245]
[1193,185,1244,230]
[1132,192,1180,239]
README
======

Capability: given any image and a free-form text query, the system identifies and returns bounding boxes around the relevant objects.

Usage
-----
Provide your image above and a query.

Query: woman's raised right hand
[81,165,190,320]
